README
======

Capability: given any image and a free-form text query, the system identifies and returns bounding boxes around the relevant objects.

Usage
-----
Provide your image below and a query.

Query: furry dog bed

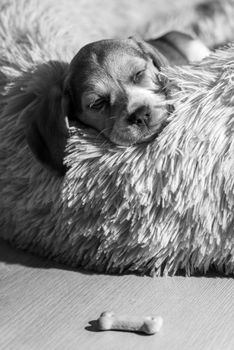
[1,0,234,276]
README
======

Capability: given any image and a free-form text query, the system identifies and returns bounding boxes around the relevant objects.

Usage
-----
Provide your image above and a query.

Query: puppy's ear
[130,37,169,69]
[25,61,70,175]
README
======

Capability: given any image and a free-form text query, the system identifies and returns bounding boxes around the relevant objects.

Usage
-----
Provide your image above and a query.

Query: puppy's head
[25,39,170,176]
[66,38,170,146]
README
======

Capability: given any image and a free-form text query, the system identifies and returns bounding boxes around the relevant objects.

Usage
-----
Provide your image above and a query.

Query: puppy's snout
[127,106,151,126]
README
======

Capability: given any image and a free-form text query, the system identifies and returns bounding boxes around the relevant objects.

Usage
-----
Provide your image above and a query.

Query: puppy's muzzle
[127,105,151,127]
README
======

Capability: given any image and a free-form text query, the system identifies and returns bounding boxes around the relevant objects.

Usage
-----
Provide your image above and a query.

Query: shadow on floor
[0,238,232,279]
[0,238,90,274]
[0,238,134,277]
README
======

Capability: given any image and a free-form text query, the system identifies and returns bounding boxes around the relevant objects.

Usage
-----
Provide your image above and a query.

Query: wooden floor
[0,238,234,350]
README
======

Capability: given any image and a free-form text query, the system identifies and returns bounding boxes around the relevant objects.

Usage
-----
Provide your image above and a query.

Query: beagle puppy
[25,31,210,175]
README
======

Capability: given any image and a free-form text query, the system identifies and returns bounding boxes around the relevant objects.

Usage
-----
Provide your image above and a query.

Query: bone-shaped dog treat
[97,311,163,335]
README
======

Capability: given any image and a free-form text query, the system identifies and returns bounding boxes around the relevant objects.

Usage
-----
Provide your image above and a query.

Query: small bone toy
[97,311,163,335]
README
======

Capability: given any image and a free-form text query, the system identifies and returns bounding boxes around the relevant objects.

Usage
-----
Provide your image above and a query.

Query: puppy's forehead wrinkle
[70,39,145,77]
[71,39,143,65]
[83,59,143,99]
[87,39,144,59]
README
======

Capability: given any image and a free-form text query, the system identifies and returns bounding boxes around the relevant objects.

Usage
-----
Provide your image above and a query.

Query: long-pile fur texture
[1,0,234,275]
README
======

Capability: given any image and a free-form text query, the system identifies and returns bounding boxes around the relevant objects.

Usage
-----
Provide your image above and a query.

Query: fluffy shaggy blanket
[1,0,234,276]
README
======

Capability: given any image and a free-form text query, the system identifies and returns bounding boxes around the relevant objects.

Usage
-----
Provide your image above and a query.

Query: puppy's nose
[127,106,151,126]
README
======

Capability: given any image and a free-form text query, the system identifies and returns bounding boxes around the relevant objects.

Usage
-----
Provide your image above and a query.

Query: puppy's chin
[109,123,164,146]
[109,108,169,146]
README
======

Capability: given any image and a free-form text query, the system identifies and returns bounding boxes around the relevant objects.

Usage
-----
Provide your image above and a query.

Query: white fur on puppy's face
[109,83,168,146]
[70,39,169,145]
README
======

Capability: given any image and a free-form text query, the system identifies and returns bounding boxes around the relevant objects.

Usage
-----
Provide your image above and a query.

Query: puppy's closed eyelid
[87,96,109,111]
[131,69,147,85]
[83,92,106,105]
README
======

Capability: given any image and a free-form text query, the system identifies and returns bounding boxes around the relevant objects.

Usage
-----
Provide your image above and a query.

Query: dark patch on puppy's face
[67,39,169,146]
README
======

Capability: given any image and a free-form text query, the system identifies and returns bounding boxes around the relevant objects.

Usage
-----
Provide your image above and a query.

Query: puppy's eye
[89,98,106,111]
[133,70,145,83]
